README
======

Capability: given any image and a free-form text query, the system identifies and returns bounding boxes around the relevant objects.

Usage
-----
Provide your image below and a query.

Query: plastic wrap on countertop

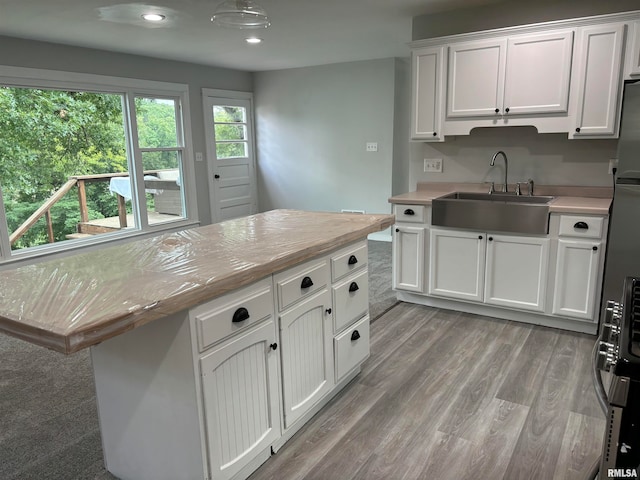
[0,210,395,354]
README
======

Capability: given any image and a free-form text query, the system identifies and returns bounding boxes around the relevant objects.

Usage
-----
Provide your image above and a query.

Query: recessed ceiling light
[142,13,166,22]
[245,37,263,44]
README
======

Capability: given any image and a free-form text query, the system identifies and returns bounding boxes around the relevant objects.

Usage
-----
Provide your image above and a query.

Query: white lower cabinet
[429,228,486,301]
[392,225,426,292]
[200,319,281,480]
[484,234,549,312]
[279,288,334,428]
[552,239,601,319]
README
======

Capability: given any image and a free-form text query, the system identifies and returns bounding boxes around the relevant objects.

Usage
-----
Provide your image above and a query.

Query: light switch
[195,152,203,162]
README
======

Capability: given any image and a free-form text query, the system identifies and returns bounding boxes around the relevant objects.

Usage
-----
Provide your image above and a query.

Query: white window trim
[0,66,199,266]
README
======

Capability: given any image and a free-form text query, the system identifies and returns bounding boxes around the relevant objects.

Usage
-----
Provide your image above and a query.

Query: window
[0,67,196,263]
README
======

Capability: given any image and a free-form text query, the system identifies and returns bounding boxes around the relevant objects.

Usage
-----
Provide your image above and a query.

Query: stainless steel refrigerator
[601,80,640,314]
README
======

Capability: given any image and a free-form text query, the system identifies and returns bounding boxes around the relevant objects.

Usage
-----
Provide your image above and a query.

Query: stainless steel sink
[431,192,555,234]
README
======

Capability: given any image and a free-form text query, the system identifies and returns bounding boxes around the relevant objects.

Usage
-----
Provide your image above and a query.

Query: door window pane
[216,142,247,159]
[213,105,245,123]
[136,97,178,148]
[141,151,184,225]
[214,124,246,141]
[0,87,130,251]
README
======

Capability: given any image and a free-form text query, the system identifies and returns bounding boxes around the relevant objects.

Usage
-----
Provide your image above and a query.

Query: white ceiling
[0,0,503,72]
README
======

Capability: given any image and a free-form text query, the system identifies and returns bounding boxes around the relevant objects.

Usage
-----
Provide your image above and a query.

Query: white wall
[411,127,617,190]
[0,35,253,226]
[254,58,404,240]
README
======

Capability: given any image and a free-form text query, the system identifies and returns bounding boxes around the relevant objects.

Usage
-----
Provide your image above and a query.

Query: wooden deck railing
[9,170,176,246]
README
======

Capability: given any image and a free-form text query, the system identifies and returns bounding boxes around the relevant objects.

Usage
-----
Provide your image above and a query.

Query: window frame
[0,66,199,265]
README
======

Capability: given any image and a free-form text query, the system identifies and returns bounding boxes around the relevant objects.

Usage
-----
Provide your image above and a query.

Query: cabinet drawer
[275,259,329,311]
[191,277,273,352]
[558,215,604,239]
[334,316,370,382]
[333,270,369,333]
[393,204,427,223]
[331,241,368,282]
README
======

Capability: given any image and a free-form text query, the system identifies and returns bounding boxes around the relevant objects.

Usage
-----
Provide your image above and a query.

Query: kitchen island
[0,209,394,480]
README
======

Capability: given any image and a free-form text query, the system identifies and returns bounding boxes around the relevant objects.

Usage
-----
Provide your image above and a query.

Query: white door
[503,31,573,115]
[552,239,601,320]
[571,23,625,138]
[484,234,549,312]
[411,46,445,140]
[447,38,506,117]
[429,228,486,302]
[392,225,426,293]
[200,319,281,480]
[279,289,334,429]
[203,91,257,222]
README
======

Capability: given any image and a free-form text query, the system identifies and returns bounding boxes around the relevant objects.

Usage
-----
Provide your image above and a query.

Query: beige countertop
[0,210,394,354]
[389,182,612,215]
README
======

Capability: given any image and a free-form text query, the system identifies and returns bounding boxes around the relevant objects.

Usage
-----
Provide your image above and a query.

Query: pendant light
[211,0,270,29]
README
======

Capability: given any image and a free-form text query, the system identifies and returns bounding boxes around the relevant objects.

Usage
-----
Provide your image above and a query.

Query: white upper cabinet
[447,39,506,118]
[447,31,573,118]
[570,23,625,138]
[411,46,445,141]
[626,20,640,77]
[503,31,573,115]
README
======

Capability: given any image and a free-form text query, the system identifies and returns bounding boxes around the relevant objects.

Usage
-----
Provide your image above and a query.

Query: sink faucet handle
[527,178,534,196]
[488,181,495,194]
[515,183,522,196]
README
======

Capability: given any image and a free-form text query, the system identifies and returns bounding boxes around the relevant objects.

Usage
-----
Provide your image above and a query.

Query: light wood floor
[249,302,605,480]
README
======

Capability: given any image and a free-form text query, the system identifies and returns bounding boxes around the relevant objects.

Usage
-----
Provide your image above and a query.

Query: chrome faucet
[490,151,508,193]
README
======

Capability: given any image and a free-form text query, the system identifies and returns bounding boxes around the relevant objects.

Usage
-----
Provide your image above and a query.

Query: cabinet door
[200,319,281,480]
[429,229,486,302]
[503,31,573,115]
[627,20,640,77]
[392,225,425,293]
[447,39,507,117]
[552,240,601,320]
[411,46,445,141]
[280,289,334,429]
[571,23,625,138]
[484,234,549,312]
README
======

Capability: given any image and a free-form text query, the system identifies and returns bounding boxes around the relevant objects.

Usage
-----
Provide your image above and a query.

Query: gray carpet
[0,240,394,480]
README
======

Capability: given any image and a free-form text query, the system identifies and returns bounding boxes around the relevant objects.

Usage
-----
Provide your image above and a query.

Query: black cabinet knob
[505,107,510,113]
[326,308,332,315]
[349,282,360,293]
[395,228,400,232]
[348,255,358,265]
[301,276,314,289]
[574,221,589,230]
[214,174,220,179]
[478,235,483,240]
[593,246,598,251]
[232,307,250,323]
[495,108,500,113]
[488,236,493,241]
[432,132,437,137]
[404,208,415,216]
[575,127,581,133]
[270,343,278,350]
[351,330,361,341]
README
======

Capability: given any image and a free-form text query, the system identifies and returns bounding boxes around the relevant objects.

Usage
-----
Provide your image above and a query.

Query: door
[503,31,573,115]
[571,23,625,138]
[484,234,549,312]
[200,319,281,480]
[392,225,426,292]
[411,46,445,140]
[429,228,486,302]
[203,90,258,222]
[279,288,334,429]
[447,38,507,117]
[552,239,601,320]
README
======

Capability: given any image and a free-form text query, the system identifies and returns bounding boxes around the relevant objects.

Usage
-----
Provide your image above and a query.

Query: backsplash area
[410,126,618,191]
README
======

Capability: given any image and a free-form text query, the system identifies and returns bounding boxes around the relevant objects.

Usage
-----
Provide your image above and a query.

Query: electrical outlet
[195,152,203,162]
[609,158,618,174]
[424,158,443,173]
[366,142,378,152]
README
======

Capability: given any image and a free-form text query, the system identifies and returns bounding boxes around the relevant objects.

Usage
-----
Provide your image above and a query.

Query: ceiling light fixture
[211,0,270,29]
[245,37,263,44]
[142,13,166,22]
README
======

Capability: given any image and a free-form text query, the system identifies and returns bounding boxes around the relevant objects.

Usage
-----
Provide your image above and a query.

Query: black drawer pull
[232,307,250,323]
[326,308,332,315]
[495,108,500,113]
[488,236,493,241]
[593,246,598,251]
[301,276,314,289]
[270,343,278,350]
[505,107,510,113]
[574,221,589,230]
[349,282,360,293]
[575,127,581,133]
[404,208,415,216]
[348,255,358,265]
[351,330,361,341]
[395,228,400,232]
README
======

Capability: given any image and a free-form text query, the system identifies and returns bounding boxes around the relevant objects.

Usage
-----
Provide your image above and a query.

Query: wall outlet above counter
[424,158,443,172]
